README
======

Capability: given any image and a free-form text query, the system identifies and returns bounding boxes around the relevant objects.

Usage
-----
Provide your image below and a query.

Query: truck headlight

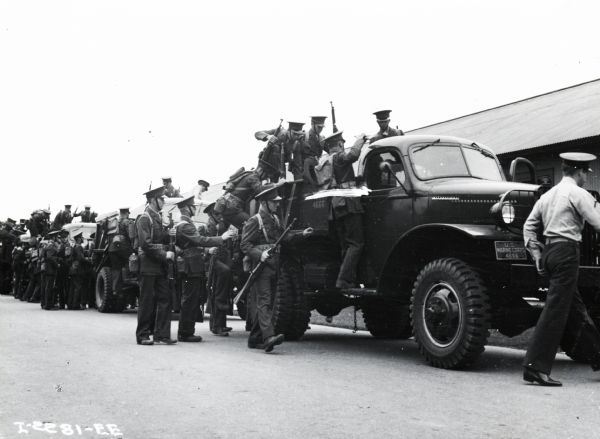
[502,203,515,224]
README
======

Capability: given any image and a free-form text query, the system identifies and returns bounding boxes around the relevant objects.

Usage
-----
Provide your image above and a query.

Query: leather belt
[545,237,578,245]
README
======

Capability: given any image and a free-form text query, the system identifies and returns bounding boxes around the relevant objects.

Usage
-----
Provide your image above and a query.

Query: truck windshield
[410,143,503,181]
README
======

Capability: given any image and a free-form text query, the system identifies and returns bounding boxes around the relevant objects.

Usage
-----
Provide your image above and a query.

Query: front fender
[404,223,523,241]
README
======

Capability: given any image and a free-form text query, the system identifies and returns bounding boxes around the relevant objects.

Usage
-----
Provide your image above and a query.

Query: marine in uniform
[23,237,42,303]
[52,205,74,231]
[256,121,307,179]
[11,238,27,299]
[108,207,134,306]
[55,229,71,309]
[522,152,600,386]
[67,231,86,310]
[204,202,236,336]
[214,165,268,229]
[193,179,210,203]
[325,131,368,289]
[28,209,50,238]
[0,218,19,295]
[75,205,97,223]
[162,177,182,198]
[369,110,403,143]
[172,196,234,342]
[135,186,177,345]
[41,231,60,310]
[240,184,286,352]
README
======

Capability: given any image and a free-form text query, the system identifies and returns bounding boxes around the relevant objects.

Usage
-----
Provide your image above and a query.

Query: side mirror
[509,157,536,183]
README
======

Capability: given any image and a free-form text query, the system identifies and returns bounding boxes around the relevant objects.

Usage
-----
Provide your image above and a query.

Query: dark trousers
[209,260,232,331]
[248,266,276,344]
[0,261,12,294]
[42,274,56,309]
[524,242,600,373]
[137,275,171,340]
[13,269,24,298]
[223,209,250,230]
[179,276,202,337]
[56,270,68,308]
[67,275,84,309]
[24,272,40,302]
[334,213,364,285]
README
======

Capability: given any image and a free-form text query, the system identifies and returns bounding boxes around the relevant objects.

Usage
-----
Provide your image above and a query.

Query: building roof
[407,78,600,156]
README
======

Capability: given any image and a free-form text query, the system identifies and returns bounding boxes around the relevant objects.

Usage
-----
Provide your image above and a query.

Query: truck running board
[341,288,377,296]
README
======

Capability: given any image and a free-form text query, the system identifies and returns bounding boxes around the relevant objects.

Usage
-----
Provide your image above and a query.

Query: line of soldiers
[2,109,403,354]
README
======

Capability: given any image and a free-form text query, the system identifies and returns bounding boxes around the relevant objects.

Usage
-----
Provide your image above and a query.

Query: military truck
[270,134,600,369]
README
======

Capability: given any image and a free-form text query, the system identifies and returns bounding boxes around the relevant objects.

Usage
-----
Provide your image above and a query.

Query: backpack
[224,168,253,193]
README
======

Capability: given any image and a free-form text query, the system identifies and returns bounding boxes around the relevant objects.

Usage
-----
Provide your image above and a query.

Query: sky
[1,0,599,220]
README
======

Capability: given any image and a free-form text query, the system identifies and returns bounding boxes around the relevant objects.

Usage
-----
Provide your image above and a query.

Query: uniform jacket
[28,213,49,237]
[175,215,223,277]
[70,243,86,276]
[12,246,26,270]
[136,207,169,275]
[255,127,300,174]
[240,209,282,265]
[52,210,73,230]
[331,137,366,216]
[370,126,403,143]
[78,211,97,223]
[41,241,59,275]
[229,172,263,205]
[304,128,324,160]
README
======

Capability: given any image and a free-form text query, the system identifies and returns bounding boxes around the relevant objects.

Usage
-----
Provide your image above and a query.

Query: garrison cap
[162,177,172,183]
[144,186,166,199]
[203,202,216,214]
[560,152,596,172]
[119,207,130,214]
[323,130,345,145]
[6,218,16,225]
[197,179,210,188]
[176,195,196,209]
[373,110,392,121]
[72,230,83,239]
[310,116,327,126]
[64,204,72,209]
[288,121,305,131]
[19,219,27,224]
[255,183,282,202]
[84,205,91,209]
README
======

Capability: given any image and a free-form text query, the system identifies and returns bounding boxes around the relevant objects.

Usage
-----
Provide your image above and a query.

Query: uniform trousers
[13,267,24,298]
[524,242,600,373]
[209,260,232,331]
[42,274,56,309]
[136,275,171,340]
[67,275,84,309]
[248,266,276,344]
[334,212,364,285]
[178,276,202,337]
[24,272,40,302]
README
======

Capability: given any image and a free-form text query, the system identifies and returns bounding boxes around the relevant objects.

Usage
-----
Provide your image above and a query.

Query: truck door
[361,148,413,283]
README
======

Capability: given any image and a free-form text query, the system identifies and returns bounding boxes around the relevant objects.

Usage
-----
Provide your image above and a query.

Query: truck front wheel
[411,258,491,369]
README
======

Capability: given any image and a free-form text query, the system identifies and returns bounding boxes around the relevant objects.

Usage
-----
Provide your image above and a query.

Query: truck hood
[425,178,539,198]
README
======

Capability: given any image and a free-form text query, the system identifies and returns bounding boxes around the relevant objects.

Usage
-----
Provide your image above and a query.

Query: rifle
[330,101,338,133]
[167,213,176,282]
[272,118,285,180]
[233,218,297,305]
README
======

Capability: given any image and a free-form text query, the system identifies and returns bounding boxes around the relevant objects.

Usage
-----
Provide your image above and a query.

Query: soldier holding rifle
[170,196,235,342]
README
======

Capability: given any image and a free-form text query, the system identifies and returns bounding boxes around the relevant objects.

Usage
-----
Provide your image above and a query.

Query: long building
[408,78,600,191]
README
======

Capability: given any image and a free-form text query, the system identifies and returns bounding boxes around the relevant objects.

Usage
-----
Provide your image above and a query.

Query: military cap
[20,219,26,224]
[72,230,83,239]
[176,195,196,209]
[162,177,172,183]
[84,205,91,209]
[58,228,70,236]
[119,207,130,214]
[203,202,216,214]
[311,116,327,126]
[323,130,345,145]
[42,209,51,215]
[560,152,596,172]
[6,218,16,225]
[255,183,282,202]
[143,186,166,199]
[197,179,210,188]
[288,121,305,131]
[64,204,72,209]
[373,110,392,121]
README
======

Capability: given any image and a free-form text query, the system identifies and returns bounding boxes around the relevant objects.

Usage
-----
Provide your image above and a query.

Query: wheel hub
[422,282,462,348]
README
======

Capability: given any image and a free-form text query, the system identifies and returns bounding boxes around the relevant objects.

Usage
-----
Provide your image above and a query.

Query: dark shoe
[44,306,60,311]
[222,326,233,332]
[155,338,178,345]
[591,361,600,372]
[137,337,154,346]
[177,334,203,342]
[263,334,285,353]
[523,367,562,386]
[248,343,265,349]
[212,329,229,337]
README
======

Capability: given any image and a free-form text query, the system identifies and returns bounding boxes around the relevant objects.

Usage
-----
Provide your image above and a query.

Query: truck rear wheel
[363,301,412,339]
[95,267,124,313]
[411,258,491,369]
[272,262,310,341]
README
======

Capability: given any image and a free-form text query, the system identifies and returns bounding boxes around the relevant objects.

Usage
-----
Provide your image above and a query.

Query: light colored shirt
[523,176,600,246]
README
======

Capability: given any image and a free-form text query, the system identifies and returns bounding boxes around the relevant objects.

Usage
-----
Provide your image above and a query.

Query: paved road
[1,295,599,439]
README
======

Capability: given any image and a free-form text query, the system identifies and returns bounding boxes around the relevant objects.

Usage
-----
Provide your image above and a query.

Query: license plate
[494,241,527,260]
